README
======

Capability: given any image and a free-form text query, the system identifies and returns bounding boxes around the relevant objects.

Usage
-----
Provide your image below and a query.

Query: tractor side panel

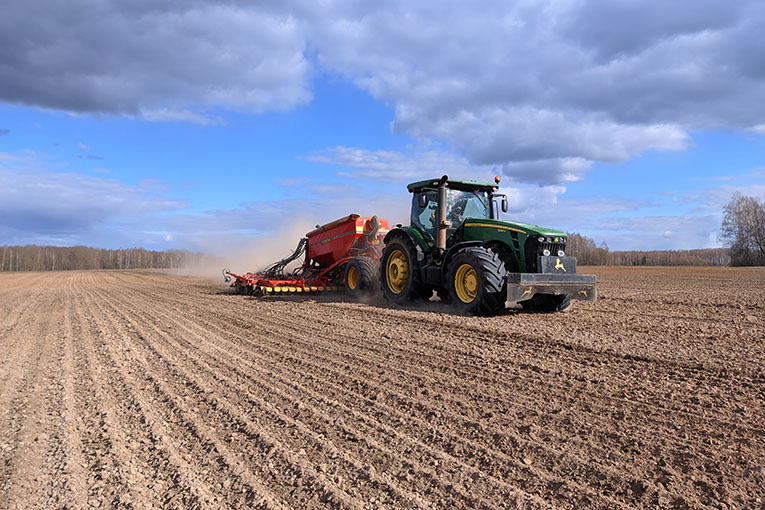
[460,223,528,273]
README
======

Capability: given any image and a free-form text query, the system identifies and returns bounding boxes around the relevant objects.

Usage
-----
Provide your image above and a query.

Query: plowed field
[0,267,763,509]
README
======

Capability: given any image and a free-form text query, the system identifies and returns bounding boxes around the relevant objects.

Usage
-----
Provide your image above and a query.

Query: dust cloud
[175,218,317,284]
[175,195,410,286]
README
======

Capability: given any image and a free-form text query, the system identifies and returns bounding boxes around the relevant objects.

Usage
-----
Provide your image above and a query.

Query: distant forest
[566,233,731,266]
[0,245,214,272]
[0,239,734,272]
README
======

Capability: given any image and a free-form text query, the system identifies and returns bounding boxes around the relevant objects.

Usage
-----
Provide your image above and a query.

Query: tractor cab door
[411,190,438,245]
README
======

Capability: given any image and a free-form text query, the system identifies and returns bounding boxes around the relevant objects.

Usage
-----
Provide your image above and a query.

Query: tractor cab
[407,176,507,248]
[411,187,491,239]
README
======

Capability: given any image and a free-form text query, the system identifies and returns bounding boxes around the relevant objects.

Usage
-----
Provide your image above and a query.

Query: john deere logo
[555,258,566,272]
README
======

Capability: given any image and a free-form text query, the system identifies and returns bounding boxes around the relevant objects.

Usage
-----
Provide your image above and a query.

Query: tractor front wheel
[344,256,379,300]
[447,247,507,316]
[381,237,430,304]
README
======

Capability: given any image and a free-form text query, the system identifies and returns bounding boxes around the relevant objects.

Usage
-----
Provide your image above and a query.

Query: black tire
[344,256,379,300]
[380,236,430,304]
[446,247,507,316]
[520,293,572,313]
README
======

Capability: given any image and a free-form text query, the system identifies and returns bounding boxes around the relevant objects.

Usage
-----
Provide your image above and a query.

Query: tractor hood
[462,218,567,238]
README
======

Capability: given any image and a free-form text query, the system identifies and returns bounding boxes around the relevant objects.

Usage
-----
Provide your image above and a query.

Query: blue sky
[2,1,765,254]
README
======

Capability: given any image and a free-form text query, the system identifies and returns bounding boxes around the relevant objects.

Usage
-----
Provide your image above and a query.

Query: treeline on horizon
[0,240,739,272]
[566,233,731,266]
[0,245,216,272]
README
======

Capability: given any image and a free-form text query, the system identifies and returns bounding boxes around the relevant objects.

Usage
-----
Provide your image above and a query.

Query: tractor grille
[540,241,566,256]
[524,238,567,272]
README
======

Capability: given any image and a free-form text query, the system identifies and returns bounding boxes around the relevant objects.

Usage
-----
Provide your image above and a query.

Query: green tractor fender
[382,226,428,278]
[483,239,521,273]
[441,240,482,272]
[383,227,429,254]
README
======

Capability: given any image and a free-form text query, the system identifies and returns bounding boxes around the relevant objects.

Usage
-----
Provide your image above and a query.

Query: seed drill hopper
[223,214,389,297]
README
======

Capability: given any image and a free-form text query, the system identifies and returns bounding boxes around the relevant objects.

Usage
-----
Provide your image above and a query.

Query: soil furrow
[109,283,623,509]
[77,286,255,509]
[146,284,760,427]
[149,280,760,508]
[237,301,759,442]
[70,286,159,508]
[1,268,762,509]
[0,290,69,509]
[0,288,49,388]
[59,285,89,509]
[84,285,293,509]
[133,283,747,504]
[93,282,518,509]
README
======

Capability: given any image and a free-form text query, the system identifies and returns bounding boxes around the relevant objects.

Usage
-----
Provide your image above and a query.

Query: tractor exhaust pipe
[437,175,448,250]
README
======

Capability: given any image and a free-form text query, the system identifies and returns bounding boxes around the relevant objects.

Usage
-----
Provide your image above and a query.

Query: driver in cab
[447,197,468,227]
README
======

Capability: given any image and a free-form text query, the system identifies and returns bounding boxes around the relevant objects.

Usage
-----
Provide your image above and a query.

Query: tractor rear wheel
[520,293,572,313]
[344,256,379,300]
[447,247,507,316]
[381,236,430,304]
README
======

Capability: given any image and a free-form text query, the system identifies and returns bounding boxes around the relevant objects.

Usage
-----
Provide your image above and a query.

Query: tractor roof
[406,177,499,193]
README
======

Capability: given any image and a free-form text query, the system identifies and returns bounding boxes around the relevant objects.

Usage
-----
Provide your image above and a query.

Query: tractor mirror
[417,193,428,208]
[502,196,508,213]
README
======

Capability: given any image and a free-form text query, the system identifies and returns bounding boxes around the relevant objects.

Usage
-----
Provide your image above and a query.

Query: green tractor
[380,175,597,315]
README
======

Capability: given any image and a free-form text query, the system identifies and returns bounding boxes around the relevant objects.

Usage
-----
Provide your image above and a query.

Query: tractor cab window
[411,190,438,241]
[446,189,489,226]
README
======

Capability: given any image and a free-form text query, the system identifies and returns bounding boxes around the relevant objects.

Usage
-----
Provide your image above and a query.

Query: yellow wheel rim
[454,263,478,303]
[386,249,408,294]
[347,265,358,289]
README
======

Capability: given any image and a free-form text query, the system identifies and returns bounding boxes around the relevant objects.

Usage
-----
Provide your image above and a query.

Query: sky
[2,0,765,254]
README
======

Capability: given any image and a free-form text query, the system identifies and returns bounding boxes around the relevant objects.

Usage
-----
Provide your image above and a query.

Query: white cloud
[587,215,722,250]
[305,0,763,184]
[3,0,765,188]
[141,108,226,126]
[306,145,487,182]
[502,158,592,185]
[0,150,186,242]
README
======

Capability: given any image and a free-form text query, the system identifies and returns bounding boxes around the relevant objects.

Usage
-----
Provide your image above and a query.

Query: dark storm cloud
[2,1,765,185]
[0,1,311,118]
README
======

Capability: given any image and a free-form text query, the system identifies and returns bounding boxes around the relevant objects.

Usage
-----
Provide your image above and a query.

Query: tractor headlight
[558,250,565,257]
[538,236,546,242]
[543,249,551,256]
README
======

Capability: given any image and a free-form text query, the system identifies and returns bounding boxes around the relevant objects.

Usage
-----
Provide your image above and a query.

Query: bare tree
[719,192,765,266]
[566,233,611,265]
